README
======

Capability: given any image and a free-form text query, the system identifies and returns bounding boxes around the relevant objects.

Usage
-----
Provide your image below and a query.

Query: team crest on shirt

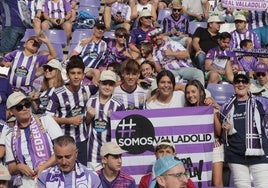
[15,66,28,77]
[89,51,99,59]
[93,119,109,132]
[71,106,84,117]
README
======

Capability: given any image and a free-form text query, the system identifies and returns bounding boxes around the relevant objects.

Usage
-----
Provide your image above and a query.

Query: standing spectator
[230,14,261,50]
[0,35,57,94]
[42,0,73,40]
[103,0,132,31]
[38,135,103,188]
[129,10,155,59]
[0,1,26,54]
[86,70,125,171]
[149,28,205,85]
[220,73,268,188]
[182,0,209,21]
[5,91,63,187]
[162,0,192,51]
[98,142,136,188]
[46,56,98,165]
[104,27,133,66]
[151,155,189,188]
[192,14,224,72]
[205,32,235,84]
[113,59,149,110]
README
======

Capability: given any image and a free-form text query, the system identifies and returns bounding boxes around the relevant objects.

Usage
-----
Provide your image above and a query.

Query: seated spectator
[38,135,102,187]
[113,59,149,110]
[42,0,73,40]
[104,27,133,66]
[5,91,63,187]
[192,14,224,72]
[230,14,261,49]
[182,0,209,22]
[67,0,77,23]
[27,0,44,36]
[0,164,11,188]
[205,32,235,84]
[103,0,131,31]
[69,21,107,84]
[162,0,192,51]
[129,10,155,59]
[236,39,259,78]
[149,28,204,86]
[212,0,236,23]
[139,139,195,188]
[158,0,172,10]
[86,70,125,171]
[139,60,156,90]
[98,142,136,188]
[131,0,157,26]
[151,155,189,188]
[0,35,56,94]
[250,62,268,98]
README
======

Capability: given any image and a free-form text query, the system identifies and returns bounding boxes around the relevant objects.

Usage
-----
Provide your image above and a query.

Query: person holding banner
[220,73,268,188]
[146,70,185,109]
[184,79,223,187]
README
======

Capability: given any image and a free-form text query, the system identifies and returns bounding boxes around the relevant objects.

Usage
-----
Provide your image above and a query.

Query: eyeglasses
[143,16,152,19]
[116,34,128,38]
[173,8,182,12]
[162,171,189,181]
[14,100,31,112]
[44,66,56,72]
[233,79,249,84]
[256,72,266,77]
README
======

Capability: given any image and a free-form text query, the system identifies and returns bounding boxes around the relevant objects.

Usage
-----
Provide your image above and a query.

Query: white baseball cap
[100,70,117,82]
[44,59,62,71]
[100,142,126,156]
[6,92,31,109]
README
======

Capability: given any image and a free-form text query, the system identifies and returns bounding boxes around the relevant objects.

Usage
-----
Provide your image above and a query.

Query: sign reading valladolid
[110,106,214,187]
[222,0,268,11]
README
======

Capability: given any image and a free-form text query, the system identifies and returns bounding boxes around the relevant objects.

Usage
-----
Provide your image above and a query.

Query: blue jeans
[0,26,25,53]
[194,52,206,72]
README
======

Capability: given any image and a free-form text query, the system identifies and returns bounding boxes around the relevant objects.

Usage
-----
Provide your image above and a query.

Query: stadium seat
[157,8,172,24]
[188,21,207,36]
[70,29,93,45]
[39,43,64,61]
[78,6,100,18]
[79,0,100,8]
[103,31,115,43]
[207,83,235,105]
[21,29,67,47]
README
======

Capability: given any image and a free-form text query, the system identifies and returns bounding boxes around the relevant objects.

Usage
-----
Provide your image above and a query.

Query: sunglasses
[96,26,105,30]
[116,34,128,38]
[233,79,249,84]
[14,100,31,112]
[256,72,266,77]
[173,8,182,12]
[143,16,152,19]
[44,66,56,72]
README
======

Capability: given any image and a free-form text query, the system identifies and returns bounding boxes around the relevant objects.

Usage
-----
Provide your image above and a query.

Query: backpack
[74,10,97,29]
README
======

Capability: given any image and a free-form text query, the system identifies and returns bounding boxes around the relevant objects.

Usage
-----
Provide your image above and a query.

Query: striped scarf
[221,93,265,156]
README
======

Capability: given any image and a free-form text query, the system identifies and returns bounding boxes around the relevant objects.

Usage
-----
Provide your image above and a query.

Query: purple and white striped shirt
[111,2,131,21]
[46,85,98,142]
[230,29,261,49]
[248,10,268,30]
[162,15,189,34]
[87,93,125,163]
[153,40,192,70]
[4,50,48,90]
[73,40,107,69]
[43,0,71,19]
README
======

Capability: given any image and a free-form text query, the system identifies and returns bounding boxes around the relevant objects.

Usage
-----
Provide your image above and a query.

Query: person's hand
[80,36,93,46]
[31,91,40,100]
[86,107,95,119]
[71,116,84,126]
[34,162,46,177]
[2,61,12,67]
[32,17,41,27]
[170,28,177,35]
[114,14,124,22]
[222,121,232,133]
[164,49,173,56]
[38,33,49,44]
[196,14,203,21]
[18,163,36,179]
[50,18,57,25]
[123,49,133,58]
[195,49,205,56]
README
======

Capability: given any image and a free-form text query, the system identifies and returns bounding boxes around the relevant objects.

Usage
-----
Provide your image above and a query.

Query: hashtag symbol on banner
[118,118,136,137]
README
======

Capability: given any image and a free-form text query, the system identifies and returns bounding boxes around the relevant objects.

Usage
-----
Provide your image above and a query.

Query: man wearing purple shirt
[230,14,261,50]
[38,135,102,188]
[0,35,56,94]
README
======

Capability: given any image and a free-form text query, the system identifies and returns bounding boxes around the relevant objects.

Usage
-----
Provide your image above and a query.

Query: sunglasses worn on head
[173,8,182,12]
[44,66,56,72]
[14,100,31,112]
[256,72,266,77]
[234,79,249,84]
